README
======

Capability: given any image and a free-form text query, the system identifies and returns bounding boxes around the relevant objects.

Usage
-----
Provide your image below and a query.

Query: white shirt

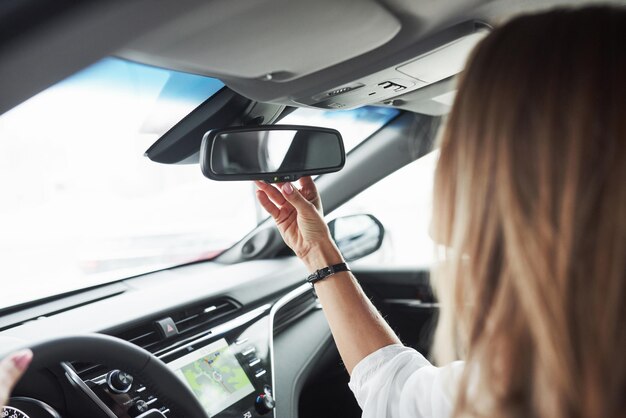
[348,344,465,418]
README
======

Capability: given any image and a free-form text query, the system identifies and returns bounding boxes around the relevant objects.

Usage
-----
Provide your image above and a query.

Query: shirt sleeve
[348,344,464,418]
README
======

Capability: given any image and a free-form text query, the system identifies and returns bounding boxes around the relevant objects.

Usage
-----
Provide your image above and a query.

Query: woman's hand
[0,350,32,408]
[257,177,401,374]
[255,177,343,271]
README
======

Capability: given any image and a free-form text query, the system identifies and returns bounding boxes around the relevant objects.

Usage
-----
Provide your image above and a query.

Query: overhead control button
[155,317,178,338]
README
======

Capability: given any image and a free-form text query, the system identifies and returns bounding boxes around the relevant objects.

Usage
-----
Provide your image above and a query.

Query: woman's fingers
[298,176,322,212]
[298,177,317,200]
[0,349,32,405]
[279,183,316,213]
[298,176,316,192]
[255,180,317,215]
[254,181,286,206]
[256,190,280,219]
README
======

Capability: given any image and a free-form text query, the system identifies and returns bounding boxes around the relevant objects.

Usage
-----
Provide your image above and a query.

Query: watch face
[2,406,31,418]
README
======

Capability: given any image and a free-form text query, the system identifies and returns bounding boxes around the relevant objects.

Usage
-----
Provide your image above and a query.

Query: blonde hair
[432,6,626,418]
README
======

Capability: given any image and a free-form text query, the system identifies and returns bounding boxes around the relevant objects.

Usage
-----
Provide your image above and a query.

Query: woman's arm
[255,178,400,373]
[300,245,401,374]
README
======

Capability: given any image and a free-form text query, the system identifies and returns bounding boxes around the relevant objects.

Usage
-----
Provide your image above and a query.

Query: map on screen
[168,338,255,416]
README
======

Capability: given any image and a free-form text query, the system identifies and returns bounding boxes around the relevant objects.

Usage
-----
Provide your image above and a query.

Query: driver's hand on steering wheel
[0,350,32,409]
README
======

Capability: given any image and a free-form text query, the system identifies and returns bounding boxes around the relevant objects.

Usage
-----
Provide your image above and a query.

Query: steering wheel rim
[25,333,207,418]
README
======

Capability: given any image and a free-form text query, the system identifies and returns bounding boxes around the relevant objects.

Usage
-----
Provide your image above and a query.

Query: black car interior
[0,1,618,418]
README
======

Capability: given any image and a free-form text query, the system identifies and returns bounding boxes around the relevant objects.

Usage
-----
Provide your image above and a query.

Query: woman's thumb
[0,349,32,403]
[281,183,315,213]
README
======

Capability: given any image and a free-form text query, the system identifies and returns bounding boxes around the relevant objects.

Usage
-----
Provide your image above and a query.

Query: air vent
[71,362,109,381]
[172,299,240,334]
[116,322,161,352]
[111,298,241,354]
[274,289,318,334]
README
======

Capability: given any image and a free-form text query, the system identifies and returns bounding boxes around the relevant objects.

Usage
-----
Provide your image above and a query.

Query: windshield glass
[279,107,398,153]
[0,58,398,310]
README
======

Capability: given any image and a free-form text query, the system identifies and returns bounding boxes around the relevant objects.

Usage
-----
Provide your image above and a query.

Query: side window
[329,150,438,267]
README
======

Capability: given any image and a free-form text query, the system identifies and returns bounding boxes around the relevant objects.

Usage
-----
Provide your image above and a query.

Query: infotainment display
[168,338,255,416]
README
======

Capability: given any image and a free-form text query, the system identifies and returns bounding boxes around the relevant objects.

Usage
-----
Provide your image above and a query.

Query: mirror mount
[200,125,345,182]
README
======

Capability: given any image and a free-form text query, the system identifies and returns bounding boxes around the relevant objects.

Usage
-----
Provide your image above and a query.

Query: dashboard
[0,258,332,418]
[62,304,277,418]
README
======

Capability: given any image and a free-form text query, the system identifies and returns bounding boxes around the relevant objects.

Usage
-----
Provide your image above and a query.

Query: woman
[255,5,625,418]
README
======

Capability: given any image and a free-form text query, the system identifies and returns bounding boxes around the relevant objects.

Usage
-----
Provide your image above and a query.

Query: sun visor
[145,88,286,164]
[295,23,488,110]
[120,0,401,82]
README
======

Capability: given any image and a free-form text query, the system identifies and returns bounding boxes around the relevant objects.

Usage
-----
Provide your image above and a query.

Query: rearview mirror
[200,125,345,182]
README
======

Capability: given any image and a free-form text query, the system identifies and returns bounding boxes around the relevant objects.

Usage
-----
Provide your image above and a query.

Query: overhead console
[294,22,489,111]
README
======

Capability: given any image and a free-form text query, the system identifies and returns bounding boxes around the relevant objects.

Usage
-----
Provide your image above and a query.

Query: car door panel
[354,268,437,356]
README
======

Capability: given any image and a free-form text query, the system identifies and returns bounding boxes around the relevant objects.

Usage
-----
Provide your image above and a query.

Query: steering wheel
[22,334,207,417]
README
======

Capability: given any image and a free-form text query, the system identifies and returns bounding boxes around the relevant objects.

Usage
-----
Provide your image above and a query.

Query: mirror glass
[329,214,384,261]
[208,128,343,177]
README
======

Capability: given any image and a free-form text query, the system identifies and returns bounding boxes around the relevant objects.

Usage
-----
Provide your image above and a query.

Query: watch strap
[306,262,350,285]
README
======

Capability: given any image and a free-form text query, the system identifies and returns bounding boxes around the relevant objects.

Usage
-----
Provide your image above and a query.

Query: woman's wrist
[301,242,345,273]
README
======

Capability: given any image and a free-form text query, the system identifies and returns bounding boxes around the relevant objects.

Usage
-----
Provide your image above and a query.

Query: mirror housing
[200,125,345,182]
[328,214,385,261]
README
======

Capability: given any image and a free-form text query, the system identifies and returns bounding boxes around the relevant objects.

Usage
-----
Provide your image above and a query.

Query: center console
[64,283,318,418]
[66,304,275,418]
[166,338,271,417]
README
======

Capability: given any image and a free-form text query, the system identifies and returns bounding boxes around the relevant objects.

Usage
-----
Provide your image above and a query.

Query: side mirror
[200,125,345,182]
[328,214,384,261]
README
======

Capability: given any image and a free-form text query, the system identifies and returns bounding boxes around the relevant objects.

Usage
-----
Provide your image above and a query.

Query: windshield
[279,106,398,153]
[0,58,398,310]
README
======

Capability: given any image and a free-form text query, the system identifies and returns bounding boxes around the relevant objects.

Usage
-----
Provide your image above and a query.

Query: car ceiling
[117,0,614,111]
[0,0,618,117]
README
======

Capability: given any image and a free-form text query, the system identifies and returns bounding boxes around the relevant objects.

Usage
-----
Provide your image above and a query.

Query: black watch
[306,262,350,285]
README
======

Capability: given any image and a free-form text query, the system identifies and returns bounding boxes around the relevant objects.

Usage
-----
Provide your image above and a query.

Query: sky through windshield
[0,58,397,310]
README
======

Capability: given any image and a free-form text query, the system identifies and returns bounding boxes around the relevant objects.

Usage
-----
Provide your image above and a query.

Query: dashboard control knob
[128,400,149,417]
[106,369,134,393]
[255,388,275,415]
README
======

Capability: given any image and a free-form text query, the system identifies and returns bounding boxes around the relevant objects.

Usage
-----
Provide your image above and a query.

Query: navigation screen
[168,338,255,416]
